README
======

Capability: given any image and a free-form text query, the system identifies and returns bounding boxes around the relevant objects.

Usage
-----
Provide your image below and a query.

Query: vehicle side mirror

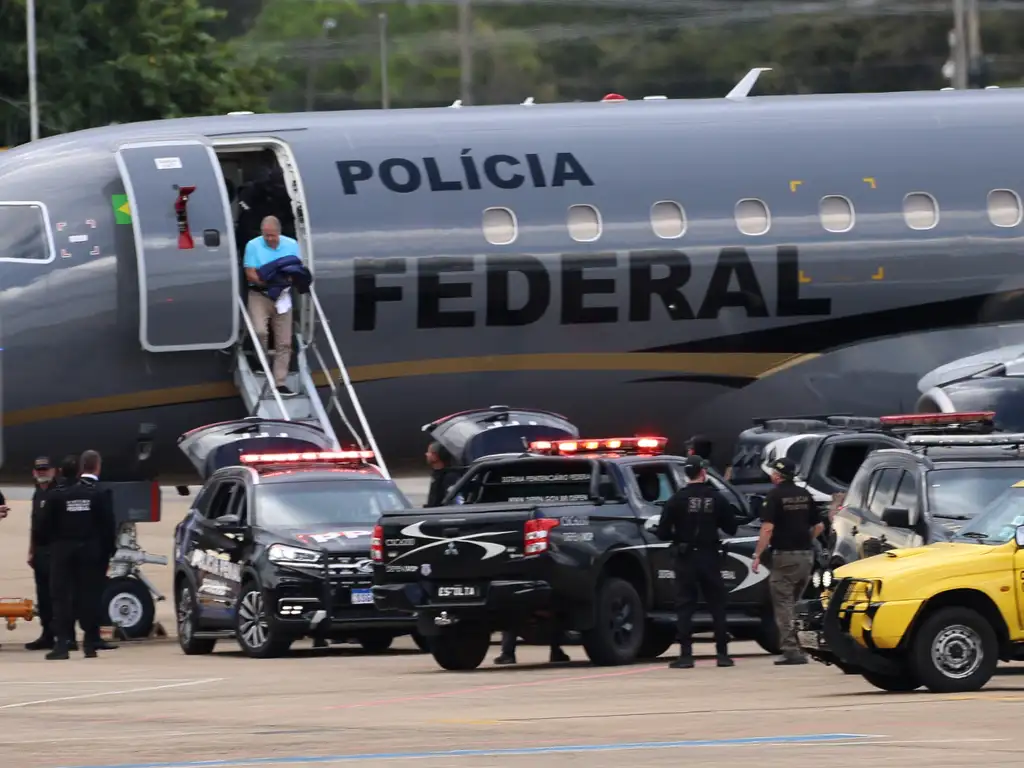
[1016,525,1024,548]
[882,506,912,529]
[216,513,244,530]
[746,494,765,518]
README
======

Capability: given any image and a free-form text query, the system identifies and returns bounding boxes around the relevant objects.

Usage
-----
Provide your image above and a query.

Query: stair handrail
[236,293,290,421]
[308,287,389,478]
[305,334,365,451]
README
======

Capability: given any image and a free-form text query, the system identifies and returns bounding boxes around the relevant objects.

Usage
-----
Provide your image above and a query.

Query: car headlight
[811,570,822,589]
[821,569,833,588]
[267,544,321,565]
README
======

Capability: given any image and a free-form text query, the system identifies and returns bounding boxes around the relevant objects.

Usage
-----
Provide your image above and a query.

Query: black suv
[172,418,420,658]
[827,431,1024,580]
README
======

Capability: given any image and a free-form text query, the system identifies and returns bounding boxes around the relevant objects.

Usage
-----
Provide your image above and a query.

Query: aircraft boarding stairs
[231,289,389,477]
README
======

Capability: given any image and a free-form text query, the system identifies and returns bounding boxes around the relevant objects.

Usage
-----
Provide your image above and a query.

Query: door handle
[851,525,859,535]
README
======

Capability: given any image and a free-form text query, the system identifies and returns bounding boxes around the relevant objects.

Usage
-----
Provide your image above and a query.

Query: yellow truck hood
[836,543,1002,581]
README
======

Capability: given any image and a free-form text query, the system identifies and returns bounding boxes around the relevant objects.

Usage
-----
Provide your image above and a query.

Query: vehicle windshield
[952,483,1024,545]
[254,480,409,528]
[926,466,1024,521]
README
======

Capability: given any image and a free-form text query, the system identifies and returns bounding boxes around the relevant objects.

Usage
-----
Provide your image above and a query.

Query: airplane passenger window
[735,198,770,236]
[902,192,939,231]
[0,202,55,263]
[819,195,855,233]
[987,189,1022,228]
[567,204,602,242]
[482,207,518,245]
[650,200,686,239]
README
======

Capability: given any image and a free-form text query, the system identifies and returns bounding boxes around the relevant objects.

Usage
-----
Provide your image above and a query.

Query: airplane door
[115,139,239,352]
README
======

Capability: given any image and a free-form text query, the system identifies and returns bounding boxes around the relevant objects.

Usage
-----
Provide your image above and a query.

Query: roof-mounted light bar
[879,411,995,427]
[240,450,375,464]
[904,433,1024,447]
[528,436,667,456]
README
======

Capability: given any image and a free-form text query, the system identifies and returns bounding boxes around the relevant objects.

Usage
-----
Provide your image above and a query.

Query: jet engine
[916,344,1024,431]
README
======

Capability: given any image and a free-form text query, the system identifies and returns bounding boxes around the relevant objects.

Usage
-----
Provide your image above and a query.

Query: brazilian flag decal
[112,194,132,224]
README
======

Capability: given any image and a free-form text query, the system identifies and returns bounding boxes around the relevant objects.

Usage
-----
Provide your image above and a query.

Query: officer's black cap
[683,454,708,478]
[770,457,797,479]
[33,456,51,471]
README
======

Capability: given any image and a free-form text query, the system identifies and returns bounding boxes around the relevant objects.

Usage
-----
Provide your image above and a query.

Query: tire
[235,581,293,659]
[102,577,155,639]
[176,583,216,656]
[637,622,675,659]
[411,630,431,653]
[754,611,781,655]
[358,632,394,653]
[861,670,921,692]
[430,627,491,671]
[581,577,645,666]
[910,606,998,693]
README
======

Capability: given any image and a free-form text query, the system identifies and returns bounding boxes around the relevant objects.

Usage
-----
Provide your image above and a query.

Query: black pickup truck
[373,431,795,671]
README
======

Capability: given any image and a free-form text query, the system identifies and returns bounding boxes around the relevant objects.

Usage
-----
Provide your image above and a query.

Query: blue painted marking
[62,733,876,768]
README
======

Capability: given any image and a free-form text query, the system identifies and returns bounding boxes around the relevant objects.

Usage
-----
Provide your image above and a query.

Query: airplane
[2,68,1023,487]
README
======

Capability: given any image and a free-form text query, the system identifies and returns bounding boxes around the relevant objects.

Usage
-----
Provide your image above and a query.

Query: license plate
[797,630,821,649]
[350,588,373,605]
[436,585,479,599]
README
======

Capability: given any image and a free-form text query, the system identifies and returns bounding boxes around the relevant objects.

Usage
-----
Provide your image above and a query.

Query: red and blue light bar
[879,411,995,427]
[240,450,375,464]
[528,436,667,456]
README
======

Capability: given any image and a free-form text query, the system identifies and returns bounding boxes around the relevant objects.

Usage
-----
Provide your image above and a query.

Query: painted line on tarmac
[0,677,223,710]
[325,663,662,710]
[60,733,882,767]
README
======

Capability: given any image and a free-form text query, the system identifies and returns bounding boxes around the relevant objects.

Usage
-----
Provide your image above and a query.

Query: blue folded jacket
[256,255,313,301]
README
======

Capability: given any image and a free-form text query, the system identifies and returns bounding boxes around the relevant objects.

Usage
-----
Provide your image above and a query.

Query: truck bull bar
[820,577,904,677]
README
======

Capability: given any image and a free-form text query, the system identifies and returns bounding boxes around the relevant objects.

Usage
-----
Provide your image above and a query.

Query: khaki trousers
[247,290,292,386]
[769,550,814,657]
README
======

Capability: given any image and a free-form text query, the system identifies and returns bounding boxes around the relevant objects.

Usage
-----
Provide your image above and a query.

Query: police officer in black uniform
[656,455,738,669]
[26,457,57,650]
[751,457,823,665]
[42,450,116,660]
[424,442,463,507]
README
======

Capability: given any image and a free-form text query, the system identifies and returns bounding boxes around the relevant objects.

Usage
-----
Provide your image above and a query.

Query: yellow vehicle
[796,480,1024,693]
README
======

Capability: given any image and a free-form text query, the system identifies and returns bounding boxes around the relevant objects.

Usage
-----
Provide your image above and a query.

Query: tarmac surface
[0,479,1020,767]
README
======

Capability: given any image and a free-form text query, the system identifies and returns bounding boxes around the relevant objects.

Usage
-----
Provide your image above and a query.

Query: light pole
[458,0,472,105]
[26,0,39,141]
[305,17,337,112]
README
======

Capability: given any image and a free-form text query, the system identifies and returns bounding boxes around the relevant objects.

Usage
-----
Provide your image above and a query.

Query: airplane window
[987,189,1022,228]
[819,195,855,233]
[0,202,55,263]
[650,200,686,239]
[482,207,518,245]
[735,198,770,236]
[567,204,602,242]
[902,192,939,231]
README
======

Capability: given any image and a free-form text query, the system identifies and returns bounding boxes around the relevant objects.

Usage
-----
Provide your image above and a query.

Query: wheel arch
[908,588,1011,656]
[597,549,651,606]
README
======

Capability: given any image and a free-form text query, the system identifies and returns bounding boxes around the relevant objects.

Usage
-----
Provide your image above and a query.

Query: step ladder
[232,289,389,478]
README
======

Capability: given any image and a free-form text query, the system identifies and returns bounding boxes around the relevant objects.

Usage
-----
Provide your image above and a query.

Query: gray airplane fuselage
[2,89,1024,483]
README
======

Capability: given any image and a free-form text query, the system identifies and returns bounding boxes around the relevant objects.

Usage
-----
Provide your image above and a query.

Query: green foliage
[0,0,277,145]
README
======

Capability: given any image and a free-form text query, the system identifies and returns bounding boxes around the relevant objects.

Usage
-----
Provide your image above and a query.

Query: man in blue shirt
[244,216,301,396]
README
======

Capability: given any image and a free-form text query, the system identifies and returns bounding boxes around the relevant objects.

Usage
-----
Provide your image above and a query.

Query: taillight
[370,524,383,562]
[524,518,559,555]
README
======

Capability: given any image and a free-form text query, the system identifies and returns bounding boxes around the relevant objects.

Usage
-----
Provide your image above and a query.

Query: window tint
[632,463,677,503]
[823,442,876,487]
[987,189,1022,228]
[650,200,686,239]
[482,207,517,245]
[819,195,855,233]
[205,482,239,520]
[735,198,770,236]
[0,202,55,262]
[866,468,901,519]
[472,459,596,504]
[903,192,939,231]
[891,470,919,513]
[567,204,602,242]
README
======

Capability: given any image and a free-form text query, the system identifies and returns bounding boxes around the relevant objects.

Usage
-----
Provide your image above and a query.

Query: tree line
[3,0,1024,146]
